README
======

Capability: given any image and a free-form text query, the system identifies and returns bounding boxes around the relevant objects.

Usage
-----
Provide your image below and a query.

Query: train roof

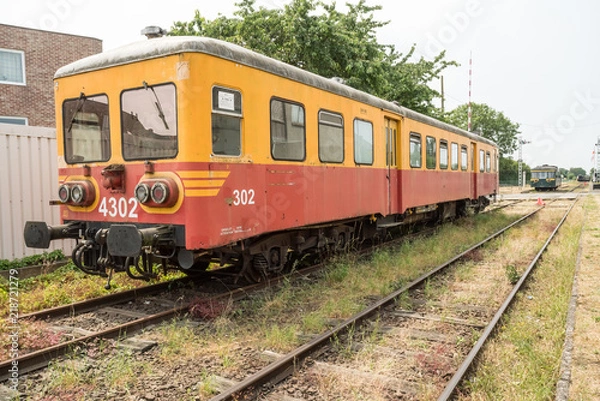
[531,164,559,170]
[55,36,496,147]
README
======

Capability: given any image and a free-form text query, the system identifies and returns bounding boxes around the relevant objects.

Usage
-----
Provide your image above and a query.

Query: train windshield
[63,93,110,163]
[121,82,178,160]
[532,171,554,179]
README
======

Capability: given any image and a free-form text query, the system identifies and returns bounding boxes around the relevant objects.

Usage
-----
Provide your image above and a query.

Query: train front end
[530,164,560,191]
[23,40,204,285]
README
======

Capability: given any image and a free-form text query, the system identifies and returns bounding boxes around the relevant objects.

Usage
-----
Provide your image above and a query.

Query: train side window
[486,151,491,172]
[409,133,422,168]
[439,140,448,169]
[121,82,178,160]
[212,86,242,156]
[354,119,373,165]
[270,98,306,161]
[461,145,468,171]
[479,149,485,172]
[63,93,111,163]
[426,136,436,169]
[451,142,459,170]
[318,110,344,163]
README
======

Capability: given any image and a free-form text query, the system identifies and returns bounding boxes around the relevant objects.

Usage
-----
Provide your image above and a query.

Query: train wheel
[244,254,268,283]
[335,232,347,251]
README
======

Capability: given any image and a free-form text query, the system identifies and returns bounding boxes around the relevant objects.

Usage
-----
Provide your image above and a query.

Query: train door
[385,118,398,215]
[470,142,477,199]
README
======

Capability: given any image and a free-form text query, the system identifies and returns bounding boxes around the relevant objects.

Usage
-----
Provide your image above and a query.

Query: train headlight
[58,184,71,203]
[134,183,151,204]
[71,184,85,204]
[151,182,169,204]
[59,180,96,207]
[135,177,179,207]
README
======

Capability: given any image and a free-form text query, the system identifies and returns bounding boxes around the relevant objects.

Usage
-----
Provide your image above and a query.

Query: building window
[318,110,344,163]
[0,116,28,125]
[212,86,242,156]
[0,49,26,85]
[270,98,306,161]
[353,119,373,165]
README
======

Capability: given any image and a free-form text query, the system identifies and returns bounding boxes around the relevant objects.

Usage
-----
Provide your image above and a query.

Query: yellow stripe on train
[179,171,229,197]
[178,171,230,179]
[183,179,226,188]
[185,188,221,197]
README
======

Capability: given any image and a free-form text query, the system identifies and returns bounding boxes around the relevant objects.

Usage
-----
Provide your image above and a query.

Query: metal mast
[594,137,600,189]
[468,52,472,132]
[517,138,531,187]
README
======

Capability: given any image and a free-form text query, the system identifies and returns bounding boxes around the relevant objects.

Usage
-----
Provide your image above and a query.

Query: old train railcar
[24,35,498,285]
[530,164,562,191]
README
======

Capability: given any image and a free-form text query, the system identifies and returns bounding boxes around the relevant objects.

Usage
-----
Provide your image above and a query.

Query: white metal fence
[0,123,72,260]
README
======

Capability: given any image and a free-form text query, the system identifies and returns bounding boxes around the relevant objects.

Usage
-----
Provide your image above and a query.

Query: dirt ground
[567,193,600,400]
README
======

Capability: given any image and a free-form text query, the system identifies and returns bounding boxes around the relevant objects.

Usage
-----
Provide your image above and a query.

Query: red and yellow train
[24,34,498,285]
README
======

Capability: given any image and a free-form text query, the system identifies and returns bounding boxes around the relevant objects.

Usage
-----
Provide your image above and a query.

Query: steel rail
[208,206,545,401]
[437,197,578,401]
[19,276,193,321]
[0,263,326,382]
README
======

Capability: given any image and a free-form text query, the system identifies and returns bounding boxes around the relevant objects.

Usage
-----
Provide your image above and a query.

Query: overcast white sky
[4,0,600,171]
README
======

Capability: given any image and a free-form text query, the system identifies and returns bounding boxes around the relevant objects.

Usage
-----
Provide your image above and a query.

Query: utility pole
[468,52,472,132]
[517,138,531,187]
[594,137,600,189]
[441,75,445,114]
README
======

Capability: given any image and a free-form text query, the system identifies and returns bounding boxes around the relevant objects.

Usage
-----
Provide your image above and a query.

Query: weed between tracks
[0,265,184,360]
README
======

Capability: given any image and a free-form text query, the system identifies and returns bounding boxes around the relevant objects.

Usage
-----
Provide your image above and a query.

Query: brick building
[0,24,102,127]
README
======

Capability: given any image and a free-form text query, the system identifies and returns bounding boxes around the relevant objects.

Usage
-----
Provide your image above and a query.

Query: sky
[3,0,600,171]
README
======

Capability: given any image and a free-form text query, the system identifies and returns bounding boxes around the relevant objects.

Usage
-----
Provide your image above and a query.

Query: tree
[443,103,520,157]
[499,156,530,186]
[169,0,456,115]
[568,167,586,180]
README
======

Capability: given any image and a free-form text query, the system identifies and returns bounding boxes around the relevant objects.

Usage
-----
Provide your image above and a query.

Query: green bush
[0,250,65,271]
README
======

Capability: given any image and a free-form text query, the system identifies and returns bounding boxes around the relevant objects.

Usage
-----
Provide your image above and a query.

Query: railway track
[2,198,568,396]
[203,198,577,400]
[0,204,521,384]
[0,258,337,382]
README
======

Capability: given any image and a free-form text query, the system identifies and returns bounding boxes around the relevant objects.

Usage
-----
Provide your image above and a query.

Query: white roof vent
[141,26,167,39]
[330,77,347,85]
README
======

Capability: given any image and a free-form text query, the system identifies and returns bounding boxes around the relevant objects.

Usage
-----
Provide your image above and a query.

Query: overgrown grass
[42,347,151,399]
[225,211,519,352]
[22,209,524,399]
[0,263,184,318]
[458,202,583,400]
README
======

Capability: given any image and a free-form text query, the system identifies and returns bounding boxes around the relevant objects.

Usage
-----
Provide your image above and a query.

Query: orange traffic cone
[536,197,545,206]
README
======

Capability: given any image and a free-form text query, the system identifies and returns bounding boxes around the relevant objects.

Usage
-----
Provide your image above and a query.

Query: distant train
[24,33,499,286]
[530,164,562,191]
[577,175,590,182]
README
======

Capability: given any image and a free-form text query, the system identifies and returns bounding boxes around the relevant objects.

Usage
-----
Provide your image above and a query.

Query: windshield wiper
[143,81,169,130]
[66,92,86,133]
